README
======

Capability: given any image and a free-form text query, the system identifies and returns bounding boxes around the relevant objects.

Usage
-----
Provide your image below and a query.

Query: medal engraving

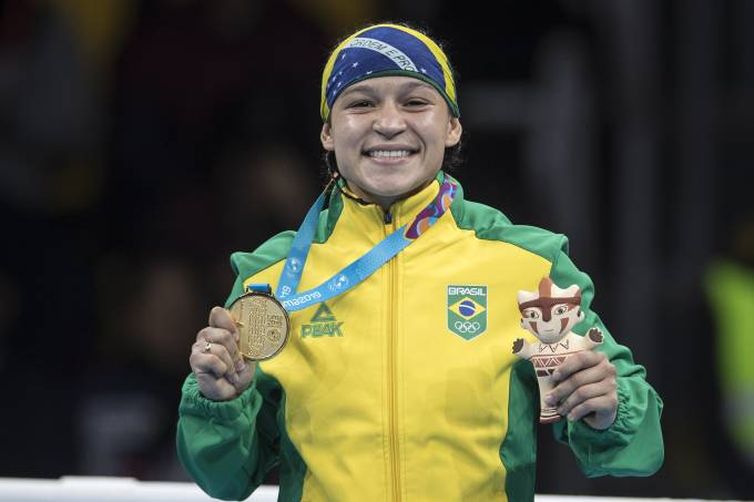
[228,292,290,361]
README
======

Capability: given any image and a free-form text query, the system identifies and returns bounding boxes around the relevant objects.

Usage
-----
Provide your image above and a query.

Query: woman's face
[321,76,462,208]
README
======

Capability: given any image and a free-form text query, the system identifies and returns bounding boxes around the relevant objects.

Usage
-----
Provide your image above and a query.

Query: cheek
[331,129,355,150]
[528,320,539,334]
[430,123,453,149]
[558,314,579,333]
[330,118,365,150]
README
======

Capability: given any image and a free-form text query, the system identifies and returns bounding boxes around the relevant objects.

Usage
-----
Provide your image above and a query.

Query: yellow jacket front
[177,173,664,501]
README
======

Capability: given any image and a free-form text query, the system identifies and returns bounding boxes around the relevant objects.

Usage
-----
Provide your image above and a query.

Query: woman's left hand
[544,350,618,430]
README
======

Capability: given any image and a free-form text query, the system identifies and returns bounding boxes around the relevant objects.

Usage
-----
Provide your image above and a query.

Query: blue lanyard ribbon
[272,178,457,312]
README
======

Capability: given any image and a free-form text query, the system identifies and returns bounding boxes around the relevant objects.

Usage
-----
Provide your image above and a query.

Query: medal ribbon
[274,178,457,311]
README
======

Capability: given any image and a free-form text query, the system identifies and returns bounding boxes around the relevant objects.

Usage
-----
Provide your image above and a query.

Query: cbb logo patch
[447,285,488,340]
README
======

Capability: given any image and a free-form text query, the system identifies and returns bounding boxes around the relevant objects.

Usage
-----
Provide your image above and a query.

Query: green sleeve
[176,371,280,500]
[176,234,294,500]
[549,240,665,477]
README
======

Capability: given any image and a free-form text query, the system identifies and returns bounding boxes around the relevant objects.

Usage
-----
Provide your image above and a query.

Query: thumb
[209,306,238,334]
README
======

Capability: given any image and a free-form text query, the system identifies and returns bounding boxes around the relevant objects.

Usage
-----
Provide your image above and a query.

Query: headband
[320,23,459,121]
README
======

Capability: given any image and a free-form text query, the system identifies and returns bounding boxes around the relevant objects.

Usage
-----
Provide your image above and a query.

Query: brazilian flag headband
[320,23,460,122]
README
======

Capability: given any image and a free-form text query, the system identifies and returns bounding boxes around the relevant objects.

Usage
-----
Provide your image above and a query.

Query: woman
[177,23,664,501]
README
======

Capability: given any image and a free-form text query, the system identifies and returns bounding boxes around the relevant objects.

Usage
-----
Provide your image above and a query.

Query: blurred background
[0,0,752,498]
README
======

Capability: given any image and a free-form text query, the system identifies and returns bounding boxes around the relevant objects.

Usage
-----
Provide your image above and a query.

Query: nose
[373,102,406,138]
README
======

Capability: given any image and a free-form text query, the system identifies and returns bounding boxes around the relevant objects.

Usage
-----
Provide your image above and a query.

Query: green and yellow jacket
[177,173,664,501]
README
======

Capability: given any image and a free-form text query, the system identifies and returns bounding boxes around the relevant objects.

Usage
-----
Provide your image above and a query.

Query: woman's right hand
[190,306,255,401]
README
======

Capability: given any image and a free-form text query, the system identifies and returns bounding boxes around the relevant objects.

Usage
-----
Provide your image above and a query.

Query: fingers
[543,351,617,426]
[551,350,605,383]
[233,360,255,391]
[546,354,615,405]
[190,341,234,379]
[555,381,615,419]
[569,395,619,430]
[197,326,239,361]
[190,307,254,401]
[190,351,228,383]
[194,371,238,401]
[189,339,252,401]
[191,325,243,383]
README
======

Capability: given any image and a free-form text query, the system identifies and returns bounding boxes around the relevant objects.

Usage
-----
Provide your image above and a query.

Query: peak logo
[301,303,343,338]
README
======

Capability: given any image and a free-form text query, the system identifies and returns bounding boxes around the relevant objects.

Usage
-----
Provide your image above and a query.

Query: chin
[364,181,415,198]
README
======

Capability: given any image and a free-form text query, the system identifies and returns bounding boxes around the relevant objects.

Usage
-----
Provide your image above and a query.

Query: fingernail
[567,412,576,422]
[235,359,247,372]
[551,371,560,382]
[544,394,555,406]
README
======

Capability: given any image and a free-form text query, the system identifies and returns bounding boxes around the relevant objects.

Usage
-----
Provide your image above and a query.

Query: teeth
[368,150,413,158]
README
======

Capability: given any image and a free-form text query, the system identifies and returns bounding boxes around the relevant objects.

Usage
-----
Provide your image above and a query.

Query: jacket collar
[328,171,449,230]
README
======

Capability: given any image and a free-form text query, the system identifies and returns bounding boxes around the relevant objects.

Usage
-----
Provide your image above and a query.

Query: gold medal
[227,292,290,361]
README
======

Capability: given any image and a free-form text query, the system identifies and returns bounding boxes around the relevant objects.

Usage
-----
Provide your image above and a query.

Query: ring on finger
[203,341,212,353]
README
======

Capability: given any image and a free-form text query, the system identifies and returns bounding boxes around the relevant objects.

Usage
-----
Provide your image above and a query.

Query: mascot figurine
[513,277,604,423]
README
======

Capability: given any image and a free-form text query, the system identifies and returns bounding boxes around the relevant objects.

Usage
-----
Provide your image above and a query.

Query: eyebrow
[339,80,435,98]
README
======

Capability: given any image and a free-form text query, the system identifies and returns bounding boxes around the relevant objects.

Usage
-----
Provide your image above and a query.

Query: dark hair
[443,142,464,172]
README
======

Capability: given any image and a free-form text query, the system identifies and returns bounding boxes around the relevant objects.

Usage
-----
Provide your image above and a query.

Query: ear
[321,122,334,151]
[444,117,463,147]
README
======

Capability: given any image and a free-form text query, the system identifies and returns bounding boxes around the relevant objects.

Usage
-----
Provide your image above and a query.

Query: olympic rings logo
[454,321,481,333]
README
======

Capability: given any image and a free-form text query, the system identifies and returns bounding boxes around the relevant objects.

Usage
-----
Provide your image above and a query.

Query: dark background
[1,0,752,498]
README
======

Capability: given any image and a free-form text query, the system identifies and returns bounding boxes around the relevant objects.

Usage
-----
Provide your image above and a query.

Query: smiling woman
[176,22,664,502]
[320,76,462,208]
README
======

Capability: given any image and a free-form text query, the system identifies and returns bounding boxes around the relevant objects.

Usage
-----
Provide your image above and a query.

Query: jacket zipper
[385,208,401,501]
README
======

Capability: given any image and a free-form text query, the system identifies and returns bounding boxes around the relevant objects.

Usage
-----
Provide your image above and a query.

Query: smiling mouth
[363,145,419,160]
[366,150,415,159]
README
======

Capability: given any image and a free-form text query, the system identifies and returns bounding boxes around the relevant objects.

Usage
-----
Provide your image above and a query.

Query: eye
[524,309,540,320]
[405,98,429,108]
[348,99,374,108]
[554,305,569,316]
